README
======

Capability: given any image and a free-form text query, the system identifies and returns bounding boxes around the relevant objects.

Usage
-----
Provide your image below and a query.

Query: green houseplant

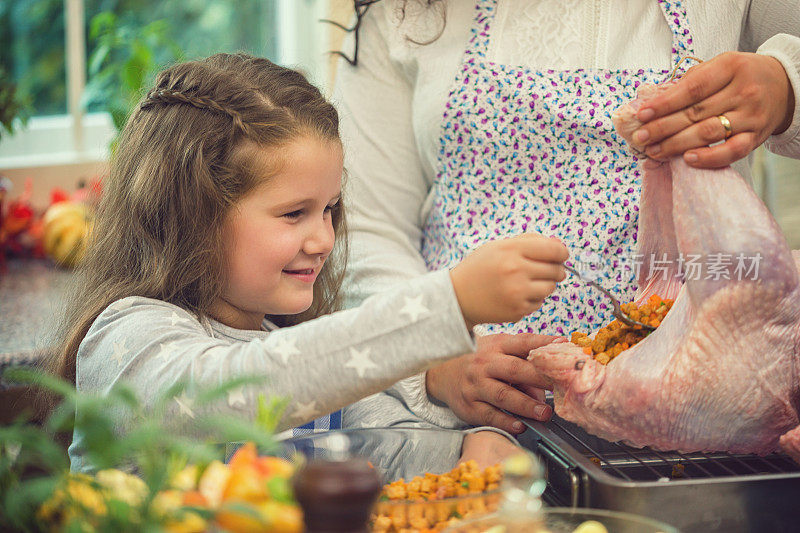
[0,64,29,143]
[82,12,183,145]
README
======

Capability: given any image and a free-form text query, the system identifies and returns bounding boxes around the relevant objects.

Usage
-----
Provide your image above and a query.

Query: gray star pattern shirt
[68,269,475,472]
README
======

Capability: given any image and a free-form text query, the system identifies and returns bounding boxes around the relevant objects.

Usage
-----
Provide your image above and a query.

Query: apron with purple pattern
[422,0,695,336]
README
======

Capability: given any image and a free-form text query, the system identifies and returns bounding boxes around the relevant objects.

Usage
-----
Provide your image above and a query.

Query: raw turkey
[528,83,800,460]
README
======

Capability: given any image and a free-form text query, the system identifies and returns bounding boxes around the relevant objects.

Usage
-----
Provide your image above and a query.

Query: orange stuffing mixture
[371,460,502,533]
[571,294,674,364]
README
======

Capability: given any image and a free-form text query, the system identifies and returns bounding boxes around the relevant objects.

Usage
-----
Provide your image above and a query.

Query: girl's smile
[282,265,320,283]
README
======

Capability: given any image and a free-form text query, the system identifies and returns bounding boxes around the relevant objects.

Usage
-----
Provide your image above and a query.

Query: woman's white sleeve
[743,2,800,158]
[332,6,432,308]
[332,6,468,428]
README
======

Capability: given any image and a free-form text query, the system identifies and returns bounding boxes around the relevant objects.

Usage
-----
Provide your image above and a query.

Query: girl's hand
[632,52,795,169]
[450,234,568,330]
[458,430,523,470]
[426,333,557,434]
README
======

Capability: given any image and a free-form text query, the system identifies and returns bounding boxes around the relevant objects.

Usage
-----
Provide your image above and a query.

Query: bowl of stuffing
[279,427,543,533]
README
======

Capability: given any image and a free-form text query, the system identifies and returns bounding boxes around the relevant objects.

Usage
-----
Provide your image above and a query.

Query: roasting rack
[517,415,800,532]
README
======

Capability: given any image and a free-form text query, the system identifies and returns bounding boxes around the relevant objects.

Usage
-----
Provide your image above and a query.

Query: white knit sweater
[334,0,800,428]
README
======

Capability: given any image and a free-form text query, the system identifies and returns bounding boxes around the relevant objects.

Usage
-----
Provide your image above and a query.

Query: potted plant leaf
[82,12,183,147]
[0,64,28,142]
[0,367,301,533]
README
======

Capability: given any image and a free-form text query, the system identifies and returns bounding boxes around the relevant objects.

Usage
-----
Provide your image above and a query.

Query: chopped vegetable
[371,461,502,532]
[571,295,674,364]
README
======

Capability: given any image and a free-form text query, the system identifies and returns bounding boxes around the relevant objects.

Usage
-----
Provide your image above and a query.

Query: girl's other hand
[426,333,558,434]
[632,51,795,168]
[458,430,524,470]
[450,234,568,330]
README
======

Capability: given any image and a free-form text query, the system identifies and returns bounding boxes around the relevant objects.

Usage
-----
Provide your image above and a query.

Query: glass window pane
[0,0,67,117]
[83,0,279,115]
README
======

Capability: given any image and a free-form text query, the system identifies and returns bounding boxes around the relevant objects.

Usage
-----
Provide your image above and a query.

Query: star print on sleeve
[227,387,246,408]
[291,400,320,423]
[154,342,178,363]
[344,347,379,378]
[170,311,193,327]
[399,294,430,322]
[269,335,301,365]
[111,340,129,367]
[174,392,196,419]
[108,298,134,314]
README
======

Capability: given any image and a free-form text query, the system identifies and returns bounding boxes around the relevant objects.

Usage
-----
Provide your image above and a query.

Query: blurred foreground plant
[0,367,298,533]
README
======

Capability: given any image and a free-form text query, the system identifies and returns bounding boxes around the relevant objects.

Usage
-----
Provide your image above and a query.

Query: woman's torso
[373,0,753,201]
[364,0,755,335]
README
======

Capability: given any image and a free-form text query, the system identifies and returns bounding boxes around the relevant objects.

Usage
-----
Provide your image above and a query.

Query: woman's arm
[334,5,432,309]
[734,0,799,158]
[333,6,560,433]
[756,34,800,158]
[333,6,467,429]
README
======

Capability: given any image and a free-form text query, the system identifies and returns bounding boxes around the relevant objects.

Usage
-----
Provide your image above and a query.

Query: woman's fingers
[632,89,735,147]
[485,349,552,390]
[474,384,552,432]
[482,380,552,423]
[645,111,753,162]
[636,54,735,122]
[499,333,561,357]
[683,131,757,168]
[631,52,793,167]
[475,403,527,434]
[516,384,548,402]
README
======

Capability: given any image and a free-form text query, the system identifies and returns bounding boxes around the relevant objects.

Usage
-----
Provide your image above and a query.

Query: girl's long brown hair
[42,53,347,395]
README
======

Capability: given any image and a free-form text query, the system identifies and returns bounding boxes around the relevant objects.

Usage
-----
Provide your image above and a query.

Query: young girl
[44,53,567,472]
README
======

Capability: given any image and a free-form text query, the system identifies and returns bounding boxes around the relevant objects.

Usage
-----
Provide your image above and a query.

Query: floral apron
[421,0,695,336]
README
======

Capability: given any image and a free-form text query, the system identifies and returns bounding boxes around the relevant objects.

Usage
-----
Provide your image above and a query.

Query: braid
[141,88,253,136]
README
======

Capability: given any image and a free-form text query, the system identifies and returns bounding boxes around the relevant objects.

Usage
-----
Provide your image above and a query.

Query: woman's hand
[426,333,558,435]
[632,51,795,168]
[450,234,568,330]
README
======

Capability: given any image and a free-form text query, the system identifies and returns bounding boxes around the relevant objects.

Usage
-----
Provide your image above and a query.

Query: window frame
[0,0,330,170]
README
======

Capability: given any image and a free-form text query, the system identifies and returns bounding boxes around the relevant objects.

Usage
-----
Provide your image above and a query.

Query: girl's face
[214,136,343,330]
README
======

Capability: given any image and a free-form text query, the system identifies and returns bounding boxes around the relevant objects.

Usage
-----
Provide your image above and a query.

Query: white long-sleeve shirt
[334,0,800,428]
[68,270,475,472]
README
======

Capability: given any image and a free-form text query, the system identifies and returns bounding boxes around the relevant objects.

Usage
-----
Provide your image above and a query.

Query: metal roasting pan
[516,415,800,532]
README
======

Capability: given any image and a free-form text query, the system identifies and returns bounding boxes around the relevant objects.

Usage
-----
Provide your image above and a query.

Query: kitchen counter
[0,258,74,360]
[0,258,75,422]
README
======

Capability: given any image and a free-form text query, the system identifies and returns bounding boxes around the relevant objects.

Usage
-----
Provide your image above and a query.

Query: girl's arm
[75,270,473,434]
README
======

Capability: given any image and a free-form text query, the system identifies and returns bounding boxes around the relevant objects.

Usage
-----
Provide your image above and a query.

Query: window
[0,0,331,166]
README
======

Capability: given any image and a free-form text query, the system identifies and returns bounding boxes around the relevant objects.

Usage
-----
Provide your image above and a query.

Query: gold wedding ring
[718,115,733,139]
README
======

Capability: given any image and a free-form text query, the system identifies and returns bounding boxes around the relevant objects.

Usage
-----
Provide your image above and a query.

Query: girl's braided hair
[141,88,254,135]
[44,53,347,390]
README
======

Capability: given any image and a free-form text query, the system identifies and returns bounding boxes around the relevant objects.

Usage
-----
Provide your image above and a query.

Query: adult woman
[335,0,800,435]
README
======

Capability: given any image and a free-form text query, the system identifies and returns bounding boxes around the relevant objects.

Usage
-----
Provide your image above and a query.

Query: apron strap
[657,0,697,69]
[467,0,696,70]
